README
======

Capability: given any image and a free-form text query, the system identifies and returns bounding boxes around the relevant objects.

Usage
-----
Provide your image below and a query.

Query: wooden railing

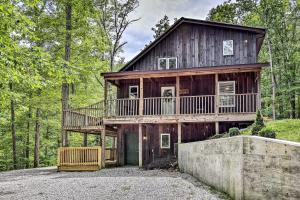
[105,148,117,161]
[180,95,215,114]
[104,93,258,117]
[219,93,257,113]
[144,97,176,115]
[106,98,139,117]
[57,147,101,171]
[63,101,104,129]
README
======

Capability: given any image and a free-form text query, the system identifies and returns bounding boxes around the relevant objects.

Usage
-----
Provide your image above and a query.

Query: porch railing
[106,98,139,117]
[219,93,257,113]
[57,147,101,171]
[144,97,176,115]
[180,95,215,114]
[63,101,104,129]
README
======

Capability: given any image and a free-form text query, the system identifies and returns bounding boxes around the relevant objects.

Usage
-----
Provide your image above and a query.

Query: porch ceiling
[102,63,269,81]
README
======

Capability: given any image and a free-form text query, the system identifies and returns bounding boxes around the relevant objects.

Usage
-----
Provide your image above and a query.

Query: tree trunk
[61,1,72,147]
[25,106,31,168]
[83,133,88,147]
[34,107,40,168]
[9,82,17,169]
[268,38,276,120]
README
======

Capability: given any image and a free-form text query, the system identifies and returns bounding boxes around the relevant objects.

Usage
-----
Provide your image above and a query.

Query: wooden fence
[57,147,101,171]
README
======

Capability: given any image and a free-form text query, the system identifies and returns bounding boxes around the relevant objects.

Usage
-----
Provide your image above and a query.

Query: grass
[240,119,300,143]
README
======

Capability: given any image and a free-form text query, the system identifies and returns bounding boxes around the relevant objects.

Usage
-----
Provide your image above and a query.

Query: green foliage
[241,119,300,142]
[229,127,240,137]
[259,127,276,138]
[251,110,265,135]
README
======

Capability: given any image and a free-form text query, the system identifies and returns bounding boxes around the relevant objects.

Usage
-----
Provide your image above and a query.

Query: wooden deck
[57,147,118,171]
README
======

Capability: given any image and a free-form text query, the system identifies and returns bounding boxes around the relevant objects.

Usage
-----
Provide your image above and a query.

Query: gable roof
[119,17,266,72]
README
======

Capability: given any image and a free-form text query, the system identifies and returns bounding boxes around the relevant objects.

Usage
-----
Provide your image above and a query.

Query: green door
[125,133,139,165]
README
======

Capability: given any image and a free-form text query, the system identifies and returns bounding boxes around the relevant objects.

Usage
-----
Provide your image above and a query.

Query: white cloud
[121,0,226,61]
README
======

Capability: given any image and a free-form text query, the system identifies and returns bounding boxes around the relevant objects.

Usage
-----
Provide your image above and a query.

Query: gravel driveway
[0,167,229,200]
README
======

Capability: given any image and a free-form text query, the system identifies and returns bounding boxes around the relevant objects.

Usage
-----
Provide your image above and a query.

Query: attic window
[223,40,234,56]
[158,58,177,70]
[218,81,235,107]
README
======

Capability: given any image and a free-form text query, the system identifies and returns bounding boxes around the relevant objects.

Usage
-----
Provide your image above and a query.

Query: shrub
[251,110,265,135]
[229,127,240,137]
[259,127,276,139]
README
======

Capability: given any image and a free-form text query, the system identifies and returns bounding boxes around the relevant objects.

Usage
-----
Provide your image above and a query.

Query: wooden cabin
[60,17,268,170]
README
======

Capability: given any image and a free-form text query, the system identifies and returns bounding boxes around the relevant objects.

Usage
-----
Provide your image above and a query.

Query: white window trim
[129,85,139,99]
[218,81,236,107]
[223,40,234,56]
[160,133,170,149]
[158,57,177,70]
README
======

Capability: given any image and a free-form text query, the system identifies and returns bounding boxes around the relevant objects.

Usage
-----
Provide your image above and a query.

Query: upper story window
[218,81,235,107]
[129,85,139,99]
[158,57,177,70]
[223,40,234,56]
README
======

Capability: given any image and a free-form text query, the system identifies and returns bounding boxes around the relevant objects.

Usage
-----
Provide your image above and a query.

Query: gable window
[160,133,170,149]
[223,40,234,56]
[129,85,139,99]
[158,57,177,70]
[218,81,235,107]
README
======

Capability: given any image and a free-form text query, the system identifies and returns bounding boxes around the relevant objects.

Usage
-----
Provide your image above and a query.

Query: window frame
[129,85,139,99]
[218,81,236,107]
[158,57,177,70]
[223,40,234,56]
[160,133,171,149]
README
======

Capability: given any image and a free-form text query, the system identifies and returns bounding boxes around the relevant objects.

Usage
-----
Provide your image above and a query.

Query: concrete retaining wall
[178,136,300,200]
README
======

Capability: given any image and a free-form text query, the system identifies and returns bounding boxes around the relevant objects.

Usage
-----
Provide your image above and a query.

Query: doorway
[161,86,175,115]
[124,133,139,165]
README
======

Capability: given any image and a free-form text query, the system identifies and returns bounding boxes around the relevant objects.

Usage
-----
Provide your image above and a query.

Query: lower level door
[125,133,139,165]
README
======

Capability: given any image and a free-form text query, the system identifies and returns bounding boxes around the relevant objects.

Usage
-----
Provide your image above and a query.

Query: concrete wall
[178,136,300,200]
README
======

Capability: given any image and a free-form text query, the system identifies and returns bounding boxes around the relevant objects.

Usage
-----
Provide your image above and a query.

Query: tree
[151,15,171,39]
[96,0,140,72]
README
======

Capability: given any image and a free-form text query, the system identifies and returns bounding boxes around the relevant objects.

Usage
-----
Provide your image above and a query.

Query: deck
[63,93,258,130]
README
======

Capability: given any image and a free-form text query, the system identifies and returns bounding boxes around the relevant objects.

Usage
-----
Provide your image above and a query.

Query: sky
[121,0,225,61]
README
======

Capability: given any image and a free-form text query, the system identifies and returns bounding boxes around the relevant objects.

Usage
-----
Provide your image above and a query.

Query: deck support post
[215,122,219,135]
[178,122,182,144]
[176,76,180,115]
[138,123,143,167]
[101,126,106,168]
[139,77,144,116]
[256,71,261,111]
[215,73,219,115]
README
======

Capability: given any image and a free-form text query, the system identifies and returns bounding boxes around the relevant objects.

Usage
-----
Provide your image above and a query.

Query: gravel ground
[0,167,230,200]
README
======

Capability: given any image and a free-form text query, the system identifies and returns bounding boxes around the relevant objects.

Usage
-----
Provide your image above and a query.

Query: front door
[161,86,175,115]
[125,133,139,165]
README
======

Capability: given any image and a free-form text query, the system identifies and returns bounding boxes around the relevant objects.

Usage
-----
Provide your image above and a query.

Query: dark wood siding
[126,24,257,71]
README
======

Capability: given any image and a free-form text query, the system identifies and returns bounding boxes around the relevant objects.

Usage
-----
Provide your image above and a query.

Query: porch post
[215,122,219,134]
[178,122,182,144]
[138,123,143,167]
[256,71,261,110]
[215,73,219,115]
[101,126,106,168]
[104,80,108,116]
[176,76,180,115]
[139,77,144,116]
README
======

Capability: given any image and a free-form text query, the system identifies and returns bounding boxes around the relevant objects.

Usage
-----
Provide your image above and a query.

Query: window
[160,133,170,149]
[223,40,234,56]
[158,57,177,70]
[218,81,235,107]
[129,85,139,99]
